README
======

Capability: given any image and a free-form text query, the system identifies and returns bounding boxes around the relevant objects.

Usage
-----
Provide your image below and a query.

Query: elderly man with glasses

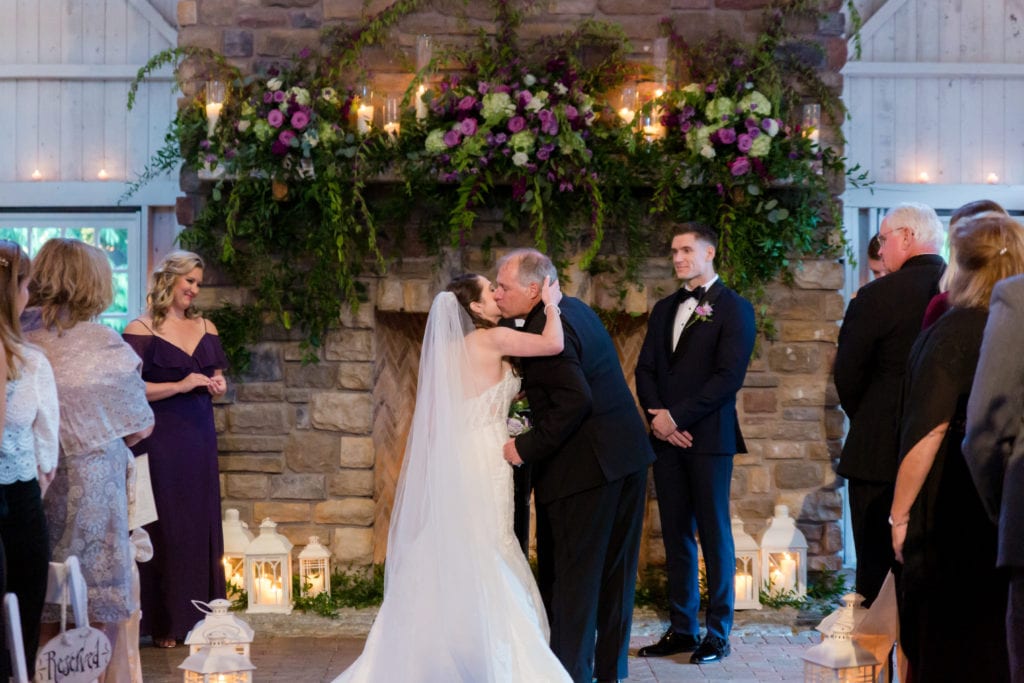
[833,202,946,606]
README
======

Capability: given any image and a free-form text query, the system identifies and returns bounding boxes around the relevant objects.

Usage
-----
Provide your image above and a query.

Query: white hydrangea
[267,78,283,92]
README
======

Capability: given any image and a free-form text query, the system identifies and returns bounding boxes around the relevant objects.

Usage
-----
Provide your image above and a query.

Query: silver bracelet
[544,303,560,315]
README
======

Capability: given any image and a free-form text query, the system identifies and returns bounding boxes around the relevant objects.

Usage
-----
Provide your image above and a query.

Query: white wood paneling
[844,0,1024,187]
[0,0,177,186]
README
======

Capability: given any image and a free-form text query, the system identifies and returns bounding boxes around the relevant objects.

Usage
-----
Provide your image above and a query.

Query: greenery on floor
[291,565,387,618]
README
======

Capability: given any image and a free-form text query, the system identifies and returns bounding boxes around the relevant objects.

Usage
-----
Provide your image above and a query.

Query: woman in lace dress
[22,238,154,662]
[334,273,571,683]
[0,240,58,678]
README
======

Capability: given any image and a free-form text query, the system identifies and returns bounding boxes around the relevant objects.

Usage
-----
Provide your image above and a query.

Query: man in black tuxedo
[634,223,756,664]
[834,202,945,606]
[496,248,655,683]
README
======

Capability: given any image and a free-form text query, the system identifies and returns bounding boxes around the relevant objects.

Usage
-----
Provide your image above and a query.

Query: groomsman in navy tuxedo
[635,223,756,664]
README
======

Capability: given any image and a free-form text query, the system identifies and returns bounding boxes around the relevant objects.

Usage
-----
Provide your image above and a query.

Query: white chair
[41,556,103,683]
[3,592,29,683]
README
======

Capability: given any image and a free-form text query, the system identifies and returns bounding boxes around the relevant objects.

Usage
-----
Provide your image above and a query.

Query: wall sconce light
[205,80,226,138]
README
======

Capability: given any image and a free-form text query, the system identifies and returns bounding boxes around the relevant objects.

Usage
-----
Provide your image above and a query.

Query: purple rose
[729,156,751,176]
[538,109,558,136]
[680,121,692,133]
[279,130,296,146]
[478,82,490,94]
[457,95,476,111]
[267,109,285,128]
[443,129,462,147]
[263,92,273,104]
[717,127,737,145]
[495,84,512,94]
[706,83,717,94]
[291,110,310,130]
[273,90,286,103]
[681,105,695,119]
[737,134,753,153]
[747,127,761,139]
[459,118,478,136]
[745,118,758,129]
[494,132,508,145]
[200,139,211,150]
[508,116,526,133]
[537,143,555,161]
[271,140,288,155]
[518,90,532,106]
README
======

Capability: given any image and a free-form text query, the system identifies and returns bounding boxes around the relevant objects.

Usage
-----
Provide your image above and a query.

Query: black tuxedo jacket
[635,280,756,455]
[834,253,945,482]
[514,297,655,504]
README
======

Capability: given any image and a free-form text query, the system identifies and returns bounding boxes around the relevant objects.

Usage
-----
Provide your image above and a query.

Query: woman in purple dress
[123,250,228,648]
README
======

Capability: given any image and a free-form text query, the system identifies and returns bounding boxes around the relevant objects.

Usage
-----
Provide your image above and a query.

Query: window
[0,211,145,333]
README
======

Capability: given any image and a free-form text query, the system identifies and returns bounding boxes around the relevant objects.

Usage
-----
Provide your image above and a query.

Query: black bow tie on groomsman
[679,285,705,304]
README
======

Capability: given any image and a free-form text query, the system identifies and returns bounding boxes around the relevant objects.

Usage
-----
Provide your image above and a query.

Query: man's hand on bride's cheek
[503,439,524,467]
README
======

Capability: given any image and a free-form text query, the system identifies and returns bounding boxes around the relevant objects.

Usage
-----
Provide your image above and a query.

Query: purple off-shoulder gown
[123,329,228,640]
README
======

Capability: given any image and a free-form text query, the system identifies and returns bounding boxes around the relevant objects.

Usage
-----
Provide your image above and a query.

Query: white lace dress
[334,369,570,683]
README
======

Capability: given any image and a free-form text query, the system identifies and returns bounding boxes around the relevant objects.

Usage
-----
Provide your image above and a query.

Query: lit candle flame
[918,171,930,183]
[97,168,109,180]
[986,172,999,184]
[31,169,42,180]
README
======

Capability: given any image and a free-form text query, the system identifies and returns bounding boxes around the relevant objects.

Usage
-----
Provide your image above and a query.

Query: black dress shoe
[689,635,731,663]
[636,629,701,657]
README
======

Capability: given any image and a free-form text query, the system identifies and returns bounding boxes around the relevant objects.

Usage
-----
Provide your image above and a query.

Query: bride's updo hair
[445,274,496,330]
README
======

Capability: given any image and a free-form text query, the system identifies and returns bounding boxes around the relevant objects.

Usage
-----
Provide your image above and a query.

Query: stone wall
[180,0,848,572]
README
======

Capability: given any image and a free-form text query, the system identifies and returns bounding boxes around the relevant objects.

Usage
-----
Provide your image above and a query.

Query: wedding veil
[338,291,515,682]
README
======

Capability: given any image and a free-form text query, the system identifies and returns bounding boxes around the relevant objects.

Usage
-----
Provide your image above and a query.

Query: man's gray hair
[497,249,557,286]
[884,202,945,251]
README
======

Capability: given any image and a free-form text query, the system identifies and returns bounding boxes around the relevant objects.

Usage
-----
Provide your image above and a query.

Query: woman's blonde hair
[0,240,30,379]
[939,200,1009,293]
[947,215,1024,310]
[28,238,113,333]
[147,250,205,330]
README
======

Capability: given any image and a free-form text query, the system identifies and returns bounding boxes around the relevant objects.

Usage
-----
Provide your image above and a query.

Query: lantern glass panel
[300,558,330,597]
[734,555,756,603]
[223,555,245,588]
[252,560,286,605]
[766,551,800,595]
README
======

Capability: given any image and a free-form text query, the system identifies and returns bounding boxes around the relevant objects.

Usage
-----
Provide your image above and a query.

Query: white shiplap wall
[0,0,177,186]
[843,0,1024,186]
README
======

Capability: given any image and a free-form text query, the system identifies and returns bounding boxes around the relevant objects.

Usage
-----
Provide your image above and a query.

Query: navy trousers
[652,450,735,640]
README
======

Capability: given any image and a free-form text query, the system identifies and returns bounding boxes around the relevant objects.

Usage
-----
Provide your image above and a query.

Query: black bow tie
[679,286,705,303]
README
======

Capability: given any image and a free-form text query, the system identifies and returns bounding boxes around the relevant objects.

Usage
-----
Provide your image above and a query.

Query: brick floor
[141,611,821,682]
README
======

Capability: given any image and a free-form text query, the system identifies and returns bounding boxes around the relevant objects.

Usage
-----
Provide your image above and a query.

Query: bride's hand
[541,276,562,308]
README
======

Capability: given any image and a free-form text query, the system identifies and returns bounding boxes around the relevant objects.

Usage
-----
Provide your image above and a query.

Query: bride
[333,273,571,682]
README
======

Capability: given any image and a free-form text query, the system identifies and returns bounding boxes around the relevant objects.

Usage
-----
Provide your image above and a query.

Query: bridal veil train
[332,292,571,683]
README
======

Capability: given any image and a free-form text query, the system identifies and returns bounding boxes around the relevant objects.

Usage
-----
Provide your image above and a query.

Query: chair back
[3,593,29,683]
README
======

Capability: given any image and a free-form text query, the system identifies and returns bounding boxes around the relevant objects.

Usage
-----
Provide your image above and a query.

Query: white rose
[523,74,537,87]
[763,118,780,137]
[512,151,529,166]
[700,145,716,159]
[554,82,568,96]
[237,120,251,132]
[267,78,283,91]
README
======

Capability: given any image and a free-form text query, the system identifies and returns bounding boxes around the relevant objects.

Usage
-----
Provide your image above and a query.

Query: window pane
[0,227,28,246]
[99,228,129,268]
[66,227,97,244]
[101,317,128,334]
[29,227,61,257]
[108,272,129,314]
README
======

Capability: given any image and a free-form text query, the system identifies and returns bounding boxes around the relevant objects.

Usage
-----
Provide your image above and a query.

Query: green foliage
[290,566,386,618]
[127,1,867,368]
[759,569,849,610]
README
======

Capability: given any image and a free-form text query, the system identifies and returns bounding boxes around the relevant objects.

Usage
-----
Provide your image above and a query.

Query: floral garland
[128,1,860,368]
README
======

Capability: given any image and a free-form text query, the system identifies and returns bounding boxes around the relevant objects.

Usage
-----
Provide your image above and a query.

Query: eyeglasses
[877,225,910,247]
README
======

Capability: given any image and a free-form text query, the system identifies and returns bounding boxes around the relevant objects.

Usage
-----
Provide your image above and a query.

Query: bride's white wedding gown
[332,368,571,682]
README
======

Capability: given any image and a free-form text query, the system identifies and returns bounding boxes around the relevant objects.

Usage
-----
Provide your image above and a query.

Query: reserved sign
[35,627,111,683]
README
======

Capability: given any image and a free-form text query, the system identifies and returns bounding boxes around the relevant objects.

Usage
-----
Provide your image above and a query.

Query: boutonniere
[683,302,714,331]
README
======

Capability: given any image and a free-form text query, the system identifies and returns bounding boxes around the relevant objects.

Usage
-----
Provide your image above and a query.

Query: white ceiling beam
[126,0,179,45]
[843,61,1024,78]
[0,64,175,81]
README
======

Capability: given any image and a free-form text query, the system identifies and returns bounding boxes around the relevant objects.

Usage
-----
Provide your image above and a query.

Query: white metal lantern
[179,637,255,683]
[760,504,808,598]
[731,516,761,610]
[222,509,254,589]
[802,594,881,682]
[184,599,254,658]
[298,536,332,598]
[244,518,293,614]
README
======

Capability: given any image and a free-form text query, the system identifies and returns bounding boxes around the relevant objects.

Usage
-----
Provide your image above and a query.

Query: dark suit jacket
[834,253,945,482]
[635,280,756,455]
[963,274,1024,568]
[514,297,655,504]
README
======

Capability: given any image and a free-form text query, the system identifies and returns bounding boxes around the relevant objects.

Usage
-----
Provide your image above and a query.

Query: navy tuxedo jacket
[514,297,655,504]
[635,280,756,456]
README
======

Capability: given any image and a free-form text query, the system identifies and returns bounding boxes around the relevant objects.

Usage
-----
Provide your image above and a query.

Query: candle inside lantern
[779,553,797,592]
[205,101,223,136]
[356,103,374,134]
[307,571,325,596]
[383,122,401,136]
